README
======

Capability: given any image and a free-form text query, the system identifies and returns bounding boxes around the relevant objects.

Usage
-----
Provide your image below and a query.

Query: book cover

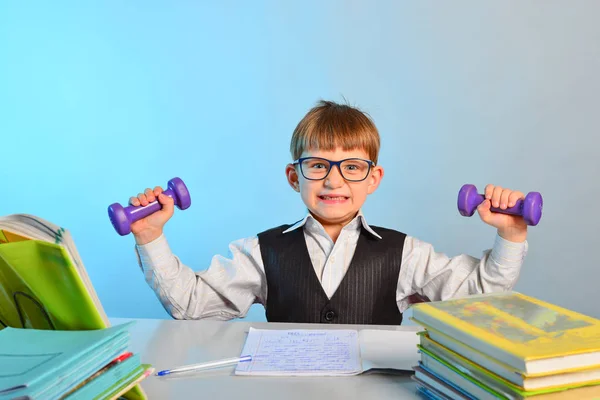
[0,230,30,244]
[412,366,473,399]
[100,365,154,400]
[0,323,133,395]
[411,291,600,374]
[418,356,499,400]
[0,240,106,330]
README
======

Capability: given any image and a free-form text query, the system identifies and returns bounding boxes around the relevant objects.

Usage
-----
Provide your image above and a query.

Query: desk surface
[111,317,422,400]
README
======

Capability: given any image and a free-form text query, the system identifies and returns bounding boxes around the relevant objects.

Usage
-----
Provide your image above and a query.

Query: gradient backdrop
[2,1,599,322]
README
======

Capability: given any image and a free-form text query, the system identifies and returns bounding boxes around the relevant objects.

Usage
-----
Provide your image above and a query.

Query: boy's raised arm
[397,234,528,312]
[125,185,266,320]
[134,234,266,320]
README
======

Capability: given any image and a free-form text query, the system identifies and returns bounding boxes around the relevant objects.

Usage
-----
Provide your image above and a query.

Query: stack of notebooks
[410,291,600,400]
[0,214,150,399]
[0,322,152,399]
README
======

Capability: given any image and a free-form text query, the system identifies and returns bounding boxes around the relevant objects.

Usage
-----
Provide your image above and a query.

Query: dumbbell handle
[474,194,524,216]
[124,188,177,222]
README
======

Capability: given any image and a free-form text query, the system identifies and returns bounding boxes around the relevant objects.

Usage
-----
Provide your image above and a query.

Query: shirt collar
[282,210,382,239]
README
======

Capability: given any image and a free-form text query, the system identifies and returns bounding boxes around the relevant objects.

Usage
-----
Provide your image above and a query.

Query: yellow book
[420,332,600,392]
[419,328,600,391]
[410,291,600,375]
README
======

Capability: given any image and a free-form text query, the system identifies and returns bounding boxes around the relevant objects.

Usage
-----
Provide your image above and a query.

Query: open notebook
[234,328,420,376]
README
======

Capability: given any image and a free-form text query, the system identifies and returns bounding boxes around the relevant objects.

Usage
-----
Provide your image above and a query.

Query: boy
[130,101,528,325]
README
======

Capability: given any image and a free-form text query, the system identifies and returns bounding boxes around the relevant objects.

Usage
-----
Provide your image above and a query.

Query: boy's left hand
[477,184,528,243]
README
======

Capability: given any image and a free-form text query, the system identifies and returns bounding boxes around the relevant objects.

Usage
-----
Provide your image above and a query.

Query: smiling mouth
[319,195,349,201]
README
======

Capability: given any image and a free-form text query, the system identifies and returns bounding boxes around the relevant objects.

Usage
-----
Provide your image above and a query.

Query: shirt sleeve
[396,234,528,312]
[135,234,267,320]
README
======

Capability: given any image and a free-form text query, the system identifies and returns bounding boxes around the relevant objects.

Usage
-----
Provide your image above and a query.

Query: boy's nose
[325,165,345,187]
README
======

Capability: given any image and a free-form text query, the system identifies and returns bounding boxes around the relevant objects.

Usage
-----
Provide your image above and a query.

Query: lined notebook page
[235,328,362,376]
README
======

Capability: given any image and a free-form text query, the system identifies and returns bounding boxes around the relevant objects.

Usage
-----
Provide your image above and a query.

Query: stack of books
[0,322,152,399]
[410,291,600,399]
[0,214,150,399]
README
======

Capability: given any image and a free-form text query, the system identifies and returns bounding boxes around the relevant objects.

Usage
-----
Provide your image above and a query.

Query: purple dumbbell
[457,184,543,226]
[108,177,191,236]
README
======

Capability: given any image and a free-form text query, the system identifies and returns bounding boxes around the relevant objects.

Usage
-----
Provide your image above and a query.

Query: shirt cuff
[491,234,528,268]
[135,234,173,267]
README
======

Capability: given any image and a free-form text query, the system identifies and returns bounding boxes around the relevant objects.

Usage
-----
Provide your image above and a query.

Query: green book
[95,364,153,400]
[63,354,144,400]
[0,240,107,330]
[419,345,600,399]
[0,214,109,330]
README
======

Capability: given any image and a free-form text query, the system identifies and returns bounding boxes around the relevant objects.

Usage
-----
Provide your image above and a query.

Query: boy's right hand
[129,187,175,245]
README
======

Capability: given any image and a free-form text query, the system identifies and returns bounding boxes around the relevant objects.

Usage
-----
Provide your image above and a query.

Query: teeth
[322,196,346,200]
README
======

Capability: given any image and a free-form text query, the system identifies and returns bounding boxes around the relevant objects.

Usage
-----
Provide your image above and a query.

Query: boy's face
[285,147,384,226]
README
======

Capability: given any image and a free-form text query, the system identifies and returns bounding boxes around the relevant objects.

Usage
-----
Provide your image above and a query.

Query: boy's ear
[286,163,301,192]
[367,165,384,194]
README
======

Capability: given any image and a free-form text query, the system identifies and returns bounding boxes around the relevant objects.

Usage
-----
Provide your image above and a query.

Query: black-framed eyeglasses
[293,157,374,182]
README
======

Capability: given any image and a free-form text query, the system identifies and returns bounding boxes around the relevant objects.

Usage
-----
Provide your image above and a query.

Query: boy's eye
[308,162,328,169]
[343,163,366,172]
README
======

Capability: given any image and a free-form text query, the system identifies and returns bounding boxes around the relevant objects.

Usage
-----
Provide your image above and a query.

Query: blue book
[25,338,130,399]
[0,322,133,399]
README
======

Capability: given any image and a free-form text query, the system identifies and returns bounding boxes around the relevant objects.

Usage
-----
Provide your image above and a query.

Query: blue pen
[156,355,252,376]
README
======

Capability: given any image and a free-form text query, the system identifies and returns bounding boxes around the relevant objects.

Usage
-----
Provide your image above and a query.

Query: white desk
[111,318,422,400]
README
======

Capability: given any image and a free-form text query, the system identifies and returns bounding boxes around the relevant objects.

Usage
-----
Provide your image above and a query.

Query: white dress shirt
[136,211,527,320]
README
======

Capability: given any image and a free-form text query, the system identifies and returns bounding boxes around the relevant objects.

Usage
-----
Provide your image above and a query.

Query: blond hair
[290,100,380,164]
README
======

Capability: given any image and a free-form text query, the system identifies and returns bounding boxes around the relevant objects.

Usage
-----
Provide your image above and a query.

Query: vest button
[324,310,336,321]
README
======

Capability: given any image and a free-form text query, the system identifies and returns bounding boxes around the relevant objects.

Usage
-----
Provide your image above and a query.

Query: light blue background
[2,1,599,322]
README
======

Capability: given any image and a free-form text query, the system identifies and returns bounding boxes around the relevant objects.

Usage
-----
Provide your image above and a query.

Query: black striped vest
[257,224,406,325]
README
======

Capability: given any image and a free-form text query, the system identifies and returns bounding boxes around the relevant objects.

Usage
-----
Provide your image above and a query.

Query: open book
[0,214,109,329]
[0,214,146,399]
[234,327,420,376]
